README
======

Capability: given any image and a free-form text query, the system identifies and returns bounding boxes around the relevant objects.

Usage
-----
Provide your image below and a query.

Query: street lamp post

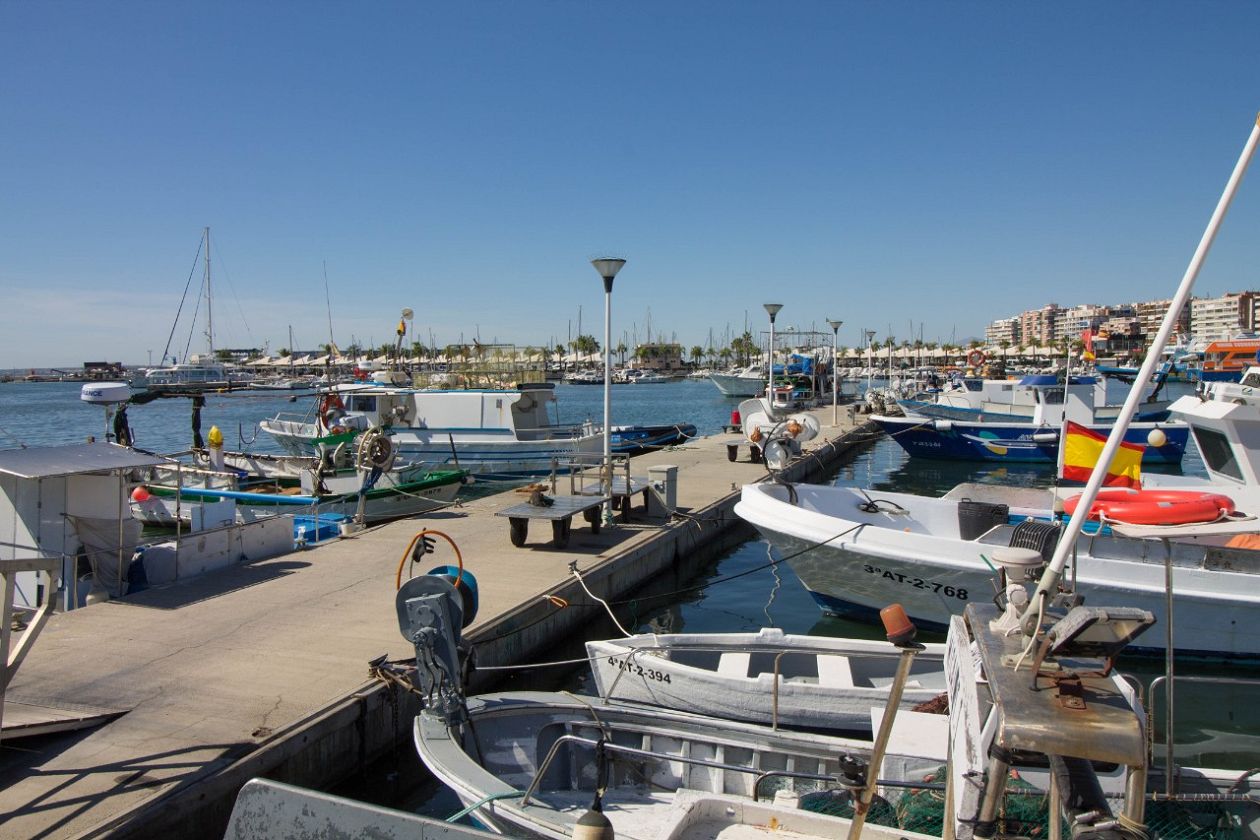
[763,303,783,404]
[827,318,843,425]
[592,258,626,525]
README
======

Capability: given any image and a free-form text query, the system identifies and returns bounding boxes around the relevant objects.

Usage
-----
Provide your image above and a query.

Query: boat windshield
[1191,425,1244,481]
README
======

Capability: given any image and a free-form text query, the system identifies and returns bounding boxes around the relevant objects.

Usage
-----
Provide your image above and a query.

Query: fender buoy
[1064,489,1235,526]
[966,349,986,368]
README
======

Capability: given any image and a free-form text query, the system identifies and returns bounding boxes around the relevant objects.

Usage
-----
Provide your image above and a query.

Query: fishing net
[790,766,1250,840]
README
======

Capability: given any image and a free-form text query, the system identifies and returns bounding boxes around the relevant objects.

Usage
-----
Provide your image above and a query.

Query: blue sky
[3,1,1260,367]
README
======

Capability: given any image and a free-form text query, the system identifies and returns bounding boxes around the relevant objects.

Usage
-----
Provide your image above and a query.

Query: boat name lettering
[861,565,968,600]
[606,657,672,683]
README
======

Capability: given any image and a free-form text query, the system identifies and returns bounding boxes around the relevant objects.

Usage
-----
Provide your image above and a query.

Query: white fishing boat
[708,362,766,397]
[734,477,1260,659]
[897,373,1173,424]
[260,376,602,481]
[586,627,947,731]
[392,568,1254,840]
[740,116,1260,660]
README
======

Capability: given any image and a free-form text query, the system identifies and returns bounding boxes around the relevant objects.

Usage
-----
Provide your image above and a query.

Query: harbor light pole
[592,257,625,526]
[763,303,783,403]
[827,318,843,425]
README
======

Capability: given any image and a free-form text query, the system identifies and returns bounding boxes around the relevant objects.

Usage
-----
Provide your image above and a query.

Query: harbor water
[3,377,1257,822]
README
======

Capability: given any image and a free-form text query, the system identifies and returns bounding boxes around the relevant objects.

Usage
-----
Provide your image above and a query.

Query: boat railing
[520,731,846,807]
[564,452,632,497]
[1147,673,1260,795]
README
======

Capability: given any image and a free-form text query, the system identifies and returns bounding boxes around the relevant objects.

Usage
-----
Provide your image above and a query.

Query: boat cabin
[1168,366,1260,488]
[330,382,574,438]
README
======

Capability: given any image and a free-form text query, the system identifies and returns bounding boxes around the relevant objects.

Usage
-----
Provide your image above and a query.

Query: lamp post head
[827,319,843,334]
[591,258,626,293]
[763,303,783,323]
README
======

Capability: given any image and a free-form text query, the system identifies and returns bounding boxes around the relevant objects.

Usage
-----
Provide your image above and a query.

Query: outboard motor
[395,568,479,722]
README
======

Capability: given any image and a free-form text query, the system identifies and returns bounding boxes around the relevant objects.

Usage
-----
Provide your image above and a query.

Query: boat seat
[716,652,750,678]
[1008,519,1061,565]
[816,655,855,688]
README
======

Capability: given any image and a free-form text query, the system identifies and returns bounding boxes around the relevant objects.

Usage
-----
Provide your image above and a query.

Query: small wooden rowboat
[586,627,948,732]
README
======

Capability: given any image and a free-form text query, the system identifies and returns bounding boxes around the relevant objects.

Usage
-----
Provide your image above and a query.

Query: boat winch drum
[1063,489,1235,526]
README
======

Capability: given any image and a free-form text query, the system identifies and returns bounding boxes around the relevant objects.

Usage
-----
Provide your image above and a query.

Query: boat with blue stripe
[872,413,1187,463]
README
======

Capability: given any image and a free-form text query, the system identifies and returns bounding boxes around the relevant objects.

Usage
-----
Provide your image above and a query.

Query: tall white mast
[204,226,213,359]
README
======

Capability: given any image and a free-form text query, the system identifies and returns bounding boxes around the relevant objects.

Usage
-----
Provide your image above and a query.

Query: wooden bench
[495,494,610,549]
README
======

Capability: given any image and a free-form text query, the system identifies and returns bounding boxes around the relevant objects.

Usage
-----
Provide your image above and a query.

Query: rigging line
[182,275,205,363]
[161,235,205,364]
[209,238,256,347]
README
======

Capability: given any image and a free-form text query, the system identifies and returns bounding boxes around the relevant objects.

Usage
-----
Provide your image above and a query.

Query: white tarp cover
[0,443,169,479]
[67,514,143,598]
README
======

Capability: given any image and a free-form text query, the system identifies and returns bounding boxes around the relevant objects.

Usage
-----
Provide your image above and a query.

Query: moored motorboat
[610,422,697,455]
[261,376,602,481]
[734,479,1260,658]
[873,412,1188,464]
[587,627,947,731]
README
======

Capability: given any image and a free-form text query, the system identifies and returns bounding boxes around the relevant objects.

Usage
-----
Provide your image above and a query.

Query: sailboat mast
[204,226,213,359]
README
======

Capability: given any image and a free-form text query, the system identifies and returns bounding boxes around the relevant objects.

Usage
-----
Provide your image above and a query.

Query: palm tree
[615,342,627,366]
[690,346,704,368]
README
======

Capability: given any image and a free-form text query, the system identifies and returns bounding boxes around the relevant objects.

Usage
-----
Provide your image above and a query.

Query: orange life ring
[1063,489,1235,526]
[320,394,346,428]
[966,349,986,368]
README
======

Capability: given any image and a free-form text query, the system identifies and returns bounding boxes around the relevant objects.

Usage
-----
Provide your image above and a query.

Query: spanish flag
[1060,421,1143,488]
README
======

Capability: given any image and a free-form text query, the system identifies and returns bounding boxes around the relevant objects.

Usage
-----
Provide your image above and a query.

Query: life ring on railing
[1063,489,1236,526]
[966,349,986,368]
[320,394,346,428]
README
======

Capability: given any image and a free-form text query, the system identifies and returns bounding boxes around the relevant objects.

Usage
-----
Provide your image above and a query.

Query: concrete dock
[0,407,877,839]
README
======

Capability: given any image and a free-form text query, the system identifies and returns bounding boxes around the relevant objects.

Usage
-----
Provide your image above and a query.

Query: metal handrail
[1147,673,1260,781]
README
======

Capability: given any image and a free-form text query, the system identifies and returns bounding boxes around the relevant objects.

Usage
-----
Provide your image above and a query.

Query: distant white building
[1191,292,1259,341]
[1054,304,1109,342]
[985,317,1020,346]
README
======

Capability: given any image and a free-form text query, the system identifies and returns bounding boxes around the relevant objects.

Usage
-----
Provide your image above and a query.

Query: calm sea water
[3,378,1253,806]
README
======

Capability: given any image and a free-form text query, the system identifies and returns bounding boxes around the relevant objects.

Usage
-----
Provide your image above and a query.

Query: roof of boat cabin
[0,443,171,479]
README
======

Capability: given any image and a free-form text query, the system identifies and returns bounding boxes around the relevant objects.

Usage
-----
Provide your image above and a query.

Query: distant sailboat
[135,227,253,393]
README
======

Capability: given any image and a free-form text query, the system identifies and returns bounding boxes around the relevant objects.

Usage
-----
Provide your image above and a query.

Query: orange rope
[395,529,464,590]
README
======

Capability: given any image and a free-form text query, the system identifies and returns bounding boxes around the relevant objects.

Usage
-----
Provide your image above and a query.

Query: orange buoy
[1064,489,1235,526]
[130,486,151,502]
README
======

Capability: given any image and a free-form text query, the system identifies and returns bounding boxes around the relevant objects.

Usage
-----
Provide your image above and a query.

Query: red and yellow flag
[1060,420,1143,488]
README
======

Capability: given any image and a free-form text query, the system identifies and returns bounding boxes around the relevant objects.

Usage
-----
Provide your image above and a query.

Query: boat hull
[735,482,1260,660]
[139,469,465,525]
[610,423,697,455]
[587,629,946,731]
[414,691,941,840]
[708,372,764,397]
[873,415,1188,463]
[261,420,603,481]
